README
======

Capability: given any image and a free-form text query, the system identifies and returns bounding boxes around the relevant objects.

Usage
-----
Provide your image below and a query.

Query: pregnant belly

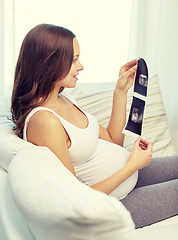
[74,139,138,200]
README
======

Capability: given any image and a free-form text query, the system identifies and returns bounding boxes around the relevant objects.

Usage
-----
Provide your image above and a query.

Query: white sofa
[0,146,136,240]
[0,150,178,240]
[0,76,178,239]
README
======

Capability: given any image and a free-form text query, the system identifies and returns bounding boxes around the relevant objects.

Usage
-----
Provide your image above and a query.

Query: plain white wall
[157,1,178,153]
[0,0,134,98]
[3,0,132,93]
[0,0,4,99]
[3,0,15,98]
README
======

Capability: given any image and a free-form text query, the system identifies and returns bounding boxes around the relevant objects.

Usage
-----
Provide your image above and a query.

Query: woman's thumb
[134,137,141,147]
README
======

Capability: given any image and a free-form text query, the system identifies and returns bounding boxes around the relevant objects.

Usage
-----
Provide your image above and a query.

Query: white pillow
[8,145,136,240]
[0,128,32,171]
[0,96,32,170]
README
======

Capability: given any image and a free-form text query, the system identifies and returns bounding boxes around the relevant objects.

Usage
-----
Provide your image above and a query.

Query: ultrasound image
[133,58,148,97]
[125,97,145,136]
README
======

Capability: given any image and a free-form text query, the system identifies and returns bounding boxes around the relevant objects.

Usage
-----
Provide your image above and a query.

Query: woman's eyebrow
[74,54,79,58]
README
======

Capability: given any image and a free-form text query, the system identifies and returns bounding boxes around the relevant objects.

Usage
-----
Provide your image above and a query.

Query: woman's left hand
[115,59,138,93]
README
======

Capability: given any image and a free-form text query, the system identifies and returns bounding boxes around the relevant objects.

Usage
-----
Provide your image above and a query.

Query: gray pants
[121,155,178,228]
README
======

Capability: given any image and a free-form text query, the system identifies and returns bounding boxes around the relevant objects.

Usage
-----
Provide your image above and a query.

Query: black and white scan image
[138,74,148,87]
[133,58,148,97]
[131,107,143,124]
[125,97,145,136]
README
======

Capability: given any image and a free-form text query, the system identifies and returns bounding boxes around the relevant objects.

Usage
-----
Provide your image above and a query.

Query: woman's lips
[74,74,79,80]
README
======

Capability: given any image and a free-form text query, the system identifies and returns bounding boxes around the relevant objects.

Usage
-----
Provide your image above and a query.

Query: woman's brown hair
[11,24,76,138]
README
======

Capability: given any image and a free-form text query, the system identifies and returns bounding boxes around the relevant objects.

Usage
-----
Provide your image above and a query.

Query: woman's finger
[140,138,153,151]
[119,59,138,77]
[134,137,141,147]
[140,138,151,146]
[121,59,138,71]
[139,142,147,150]
[122,64,137,79]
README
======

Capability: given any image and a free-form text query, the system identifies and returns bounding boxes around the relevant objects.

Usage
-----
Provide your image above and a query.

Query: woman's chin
[68,82,77,88]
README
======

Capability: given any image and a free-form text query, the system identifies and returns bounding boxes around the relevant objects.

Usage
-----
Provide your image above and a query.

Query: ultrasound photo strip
[122,58,148,138]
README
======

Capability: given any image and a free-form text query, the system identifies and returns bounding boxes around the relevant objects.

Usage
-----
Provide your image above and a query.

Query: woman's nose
[78,61,84,71]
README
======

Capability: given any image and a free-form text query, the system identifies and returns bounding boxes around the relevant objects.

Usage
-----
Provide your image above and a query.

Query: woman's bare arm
[27,111,76,176]
[99,59,138,146]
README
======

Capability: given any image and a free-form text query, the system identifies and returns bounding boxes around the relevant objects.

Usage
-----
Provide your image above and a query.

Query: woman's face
[59,38,84,88]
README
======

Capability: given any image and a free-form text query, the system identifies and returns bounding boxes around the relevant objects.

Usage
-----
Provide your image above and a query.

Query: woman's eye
[73,58,78,63]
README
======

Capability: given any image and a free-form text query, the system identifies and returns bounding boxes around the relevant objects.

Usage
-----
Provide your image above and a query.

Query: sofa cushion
[0,96,32,170]
[136,223,178,240]
[7,145,136,240]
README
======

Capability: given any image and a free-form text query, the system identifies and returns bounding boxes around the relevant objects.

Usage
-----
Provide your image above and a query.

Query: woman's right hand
[127,137,153,171]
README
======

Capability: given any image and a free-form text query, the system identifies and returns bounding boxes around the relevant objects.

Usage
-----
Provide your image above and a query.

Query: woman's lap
[135,155,178,188]
[120,155,178,228]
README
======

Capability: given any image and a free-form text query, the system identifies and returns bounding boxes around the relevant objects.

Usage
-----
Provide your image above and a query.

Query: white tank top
[23,92,138,200]
[23,92,99,167]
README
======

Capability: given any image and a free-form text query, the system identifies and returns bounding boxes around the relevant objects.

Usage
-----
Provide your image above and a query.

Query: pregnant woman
[11,24,178,228]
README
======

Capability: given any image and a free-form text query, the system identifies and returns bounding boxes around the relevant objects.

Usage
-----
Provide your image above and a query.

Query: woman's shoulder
[26,108,70,157]
[28,109,62,130]
[26,108,65,142]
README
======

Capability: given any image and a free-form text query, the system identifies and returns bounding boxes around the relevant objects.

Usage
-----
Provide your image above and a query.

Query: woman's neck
[38,87,63,109]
